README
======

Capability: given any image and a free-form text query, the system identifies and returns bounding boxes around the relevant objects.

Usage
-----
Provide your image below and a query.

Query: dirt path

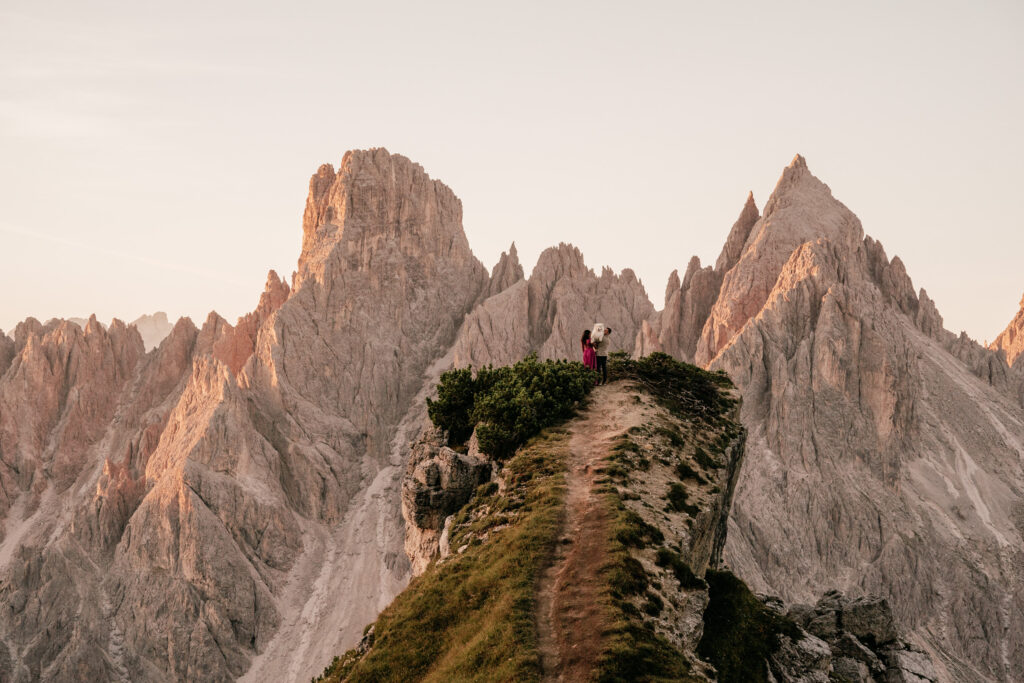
[535,382,646,682]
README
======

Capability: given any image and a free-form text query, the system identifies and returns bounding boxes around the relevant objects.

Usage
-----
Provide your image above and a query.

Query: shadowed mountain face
[0,150,1020,682]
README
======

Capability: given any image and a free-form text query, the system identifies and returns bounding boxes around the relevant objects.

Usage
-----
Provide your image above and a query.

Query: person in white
[591,323,612,385]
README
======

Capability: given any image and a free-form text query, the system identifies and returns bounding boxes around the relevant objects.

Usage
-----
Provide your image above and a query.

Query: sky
[1,0,1022,342]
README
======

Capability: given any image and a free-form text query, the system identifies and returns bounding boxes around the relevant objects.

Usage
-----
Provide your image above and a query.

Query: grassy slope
[315,429,570,683]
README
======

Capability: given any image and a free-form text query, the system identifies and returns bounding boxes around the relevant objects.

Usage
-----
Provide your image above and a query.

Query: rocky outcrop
[401,429,491,574]
[0,330,13,379]
[763,590,938,683]
[210,271,290,375]
[991,293,1024,368]
[453,243,653,368]
[695,155,866,367]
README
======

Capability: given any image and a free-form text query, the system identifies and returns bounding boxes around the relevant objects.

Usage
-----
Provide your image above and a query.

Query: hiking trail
[535,382,647,682]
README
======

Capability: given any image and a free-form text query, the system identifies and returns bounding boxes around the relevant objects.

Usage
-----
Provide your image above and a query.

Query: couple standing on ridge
[581,323,612,385]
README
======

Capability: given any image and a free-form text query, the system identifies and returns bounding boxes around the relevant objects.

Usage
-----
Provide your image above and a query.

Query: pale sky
[2,0,1022,343]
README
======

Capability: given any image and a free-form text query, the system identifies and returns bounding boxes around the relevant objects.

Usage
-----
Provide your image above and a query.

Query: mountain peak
[487,243,525,297]
[296,149,471,291]
[714,192,760,273]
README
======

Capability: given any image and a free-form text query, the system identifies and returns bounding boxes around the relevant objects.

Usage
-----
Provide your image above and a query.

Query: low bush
[665,483,699,516]
[427,354,594,459]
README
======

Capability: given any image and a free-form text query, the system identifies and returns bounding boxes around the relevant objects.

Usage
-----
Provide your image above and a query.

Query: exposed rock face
[401,428,491,574]
[991,293,1024,368]
[765,590,937,683]
[0,149,489,683]
[658,157,1024,681]
[0,330,15,385]
[453,242,654,368]
[210,271,289,374]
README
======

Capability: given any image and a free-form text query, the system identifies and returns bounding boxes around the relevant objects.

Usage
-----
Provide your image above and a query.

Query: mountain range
[0,149,1021,682]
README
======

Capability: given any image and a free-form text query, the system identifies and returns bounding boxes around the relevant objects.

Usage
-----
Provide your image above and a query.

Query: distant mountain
[129,312,174,351]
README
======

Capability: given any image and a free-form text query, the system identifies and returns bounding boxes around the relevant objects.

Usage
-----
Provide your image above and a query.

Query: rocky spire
[714,191,760,274]
[210,270,291,375]
[663,269,681,308]
[487,242,525,297]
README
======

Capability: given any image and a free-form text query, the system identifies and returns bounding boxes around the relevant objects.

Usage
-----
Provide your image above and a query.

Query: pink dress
[582,340,597,370]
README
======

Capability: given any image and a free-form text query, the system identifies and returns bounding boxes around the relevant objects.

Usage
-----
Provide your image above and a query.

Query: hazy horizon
[2,1,1022,343]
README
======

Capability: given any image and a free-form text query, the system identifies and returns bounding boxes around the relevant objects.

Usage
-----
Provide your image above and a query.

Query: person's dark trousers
[596,356,607,385]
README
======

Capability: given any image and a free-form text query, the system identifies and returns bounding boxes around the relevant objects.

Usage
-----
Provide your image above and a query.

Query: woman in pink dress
[581,329,597,371]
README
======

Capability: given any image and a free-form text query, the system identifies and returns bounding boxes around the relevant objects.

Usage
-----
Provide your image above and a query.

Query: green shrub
[615,509,665,548]
[692,446,721,470]
[665,483,699,516]
[425,367,477,444]
[674,461,705,483]
[427,354,594,459]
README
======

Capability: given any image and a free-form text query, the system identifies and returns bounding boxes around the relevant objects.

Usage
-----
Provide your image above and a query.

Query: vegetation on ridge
[427,354,593,459]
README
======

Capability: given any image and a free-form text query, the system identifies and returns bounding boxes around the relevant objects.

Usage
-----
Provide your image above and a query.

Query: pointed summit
[696,155,864,365]
[487,242,525,297]
[714,191,760,273]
